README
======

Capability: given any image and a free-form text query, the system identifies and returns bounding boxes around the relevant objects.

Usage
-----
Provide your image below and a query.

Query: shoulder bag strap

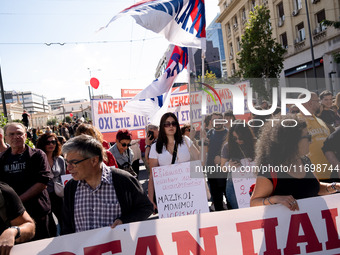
[171,142,178,164]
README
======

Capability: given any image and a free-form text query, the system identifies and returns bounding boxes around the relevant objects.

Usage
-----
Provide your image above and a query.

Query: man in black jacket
[61,134,153,234]
[0,123,52,240]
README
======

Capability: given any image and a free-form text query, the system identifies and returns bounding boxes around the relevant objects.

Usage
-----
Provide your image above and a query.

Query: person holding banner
[61,135,153,234]
[221,121,256,209]
[148,112,200,212]
[0,182,35,254]
[250,115,340,211]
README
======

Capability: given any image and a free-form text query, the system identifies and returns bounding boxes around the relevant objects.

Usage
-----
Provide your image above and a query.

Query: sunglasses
[46,140,57,145]
[120,142,131,147]
[301,134,312,142]
[164,121,177,128]
[185,128,190,132]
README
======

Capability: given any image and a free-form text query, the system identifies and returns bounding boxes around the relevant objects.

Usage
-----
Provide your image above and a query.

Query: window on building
[233,16,238,28]
[280,32,288,48]
[229,43,234,57]
[294,0,302,10]
[296,22,305,41]
[242,8,247,22]
[277,2,284,20]
[236,37,241,51]
[316,9,326,31]
[251,0,256,12]
[232,63,236,75]
[227,23,231,36]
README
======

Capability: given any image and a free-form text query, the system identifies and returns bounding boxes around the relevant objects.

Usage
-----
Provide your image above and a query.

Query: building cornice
[216,0,239,23]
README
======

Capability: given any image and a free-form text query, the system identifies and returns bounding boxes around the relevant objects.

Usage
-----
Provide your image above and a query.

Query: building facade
[1,91,49,114]
[207,14,227,77]
[217,0,340,93]
[48,97,66,111]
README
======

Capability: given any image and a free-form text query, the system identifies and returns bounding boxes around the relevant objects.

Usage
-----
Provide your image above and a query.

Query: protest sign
[152,161,209,218]
[61,174,72,187]
[92,83,251,142]
[231,159,256,208]
[12,194,340,254]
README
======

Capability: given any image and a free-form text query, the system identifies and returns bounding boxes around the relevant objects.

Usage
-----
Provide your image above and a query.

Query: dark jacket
[61,167,153,235]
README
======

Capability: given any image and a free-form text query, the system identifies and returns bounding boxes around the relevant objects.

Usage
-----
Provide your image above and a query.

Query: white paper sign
[61,174,72,187]
[232,159,256,208]
[152,161,209,218]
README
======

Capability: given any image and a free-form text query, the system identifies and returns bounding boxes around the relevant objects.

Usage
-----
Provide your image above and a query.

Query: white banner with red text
[91,82,250,142]
[12,194,340,255]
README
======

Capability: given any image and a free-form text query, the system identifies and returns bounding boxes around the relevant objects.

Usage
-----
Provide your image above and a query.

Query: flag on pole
[101,0,206,50]
[124,46,188,124]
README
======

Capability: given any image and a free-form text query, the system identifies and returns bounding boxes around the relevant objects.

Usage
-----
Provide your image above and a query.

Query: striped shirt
[74,165,121,232]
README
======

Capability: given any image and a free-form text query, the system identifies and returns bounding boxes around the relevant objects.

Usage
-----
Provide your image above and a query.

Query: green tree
[237,5,286,99]
[47,118,58,126]
[63,116,72,123]
[322,20,340,63]
[0,113,7,128]
[198,71,218,85]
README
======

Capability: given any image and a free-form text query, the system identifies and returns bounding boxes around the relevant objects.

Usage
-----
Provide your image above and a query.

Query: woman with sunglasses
[36,133,66,236]
[250,115,340,211]
[75,124,118,168]
[220,120,256,209]
[108,129,136,176]
[148,112,199,212]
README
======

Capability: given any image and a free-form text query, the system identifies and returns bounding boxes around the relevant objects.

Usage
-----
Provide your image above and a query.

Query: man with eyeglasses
[298,92,332,181]
[61,135,153,234]
[0,123,52,240]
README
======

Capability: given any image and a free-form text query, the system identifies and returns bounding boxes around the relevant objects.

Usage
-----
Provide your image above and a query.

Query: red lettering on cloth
[135,235,164,255]
[236,218,280,255]
[322,208,340,250]
[284,213,322,255]
[172,227,218,255]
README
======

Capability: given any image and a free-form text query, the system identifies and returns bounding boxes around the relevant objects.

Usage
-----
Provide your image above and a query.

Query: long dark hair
[226,120,256,160]
[255,115,307,166]
[156,112,183,154]
[36,133,61,158]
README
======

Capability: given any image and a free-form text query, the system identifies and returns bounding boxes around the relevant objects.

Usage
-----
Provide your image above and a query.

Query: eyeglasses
[164,121,177,127]
[65,158,90,168]
[301,134,312,142]
[46,140,57,145]
[120,142,131,147]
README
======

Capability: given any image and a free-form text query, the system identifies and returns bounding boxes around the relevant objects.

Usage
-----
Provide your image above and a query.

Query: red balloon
[90,77,100,89]
[70,113,73,117]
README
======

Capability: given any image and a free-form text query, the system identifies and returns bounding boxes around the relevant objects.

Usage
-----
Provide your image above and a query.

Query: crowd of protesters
[0,90,339,253]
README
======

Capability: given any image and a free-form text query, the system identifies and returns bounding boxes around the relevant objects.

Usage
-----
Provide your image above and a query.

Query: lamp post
[0,64,7,118]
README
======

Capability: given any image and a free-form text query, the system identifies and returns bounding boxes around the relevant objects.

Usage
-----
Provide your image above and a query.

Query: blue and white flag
[123,46,188,124]
[102,0,206,50]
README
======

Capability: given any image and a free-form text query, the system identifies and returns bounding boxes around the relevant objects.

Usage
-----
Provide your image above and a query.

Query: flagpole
[200,50,206,163]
